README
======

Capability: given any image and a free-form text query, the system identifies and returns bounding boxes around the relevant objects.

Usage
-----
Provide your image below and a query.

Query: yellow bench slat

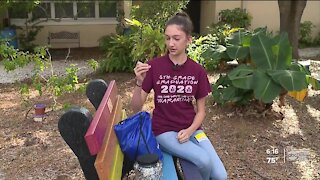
[109,110,127,180]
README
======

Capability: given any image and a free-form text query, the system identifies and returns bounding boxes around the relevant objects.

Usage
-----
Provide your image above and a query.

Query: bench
[58,79,202,180]
[48,31,80,48]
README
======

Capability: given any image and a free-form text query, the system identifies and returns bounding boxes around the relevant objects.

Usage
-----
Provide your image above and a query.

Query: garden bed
[0,48,319,179]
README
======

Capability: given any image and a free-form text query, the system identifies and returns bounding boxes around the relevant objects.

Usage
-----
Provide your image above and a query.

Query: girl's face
[165,24,192,57]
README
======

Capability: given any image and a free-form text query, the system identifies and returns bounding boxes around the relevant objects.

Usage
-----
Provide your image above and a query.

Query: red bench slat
[84,80,117,155]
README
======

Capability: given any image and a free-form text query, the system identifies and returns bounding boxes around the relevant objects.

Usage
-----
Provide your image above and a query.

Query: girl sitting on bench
[130,12,227,180]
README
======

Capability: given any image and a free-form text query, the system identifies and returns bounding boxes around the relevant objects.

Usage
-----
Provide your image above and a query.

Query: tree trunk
[278,0,307,59]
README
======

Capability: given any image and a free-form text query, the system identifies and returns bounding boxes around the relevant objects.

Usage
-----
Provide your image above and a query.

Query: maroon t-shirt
[142,55,211,136]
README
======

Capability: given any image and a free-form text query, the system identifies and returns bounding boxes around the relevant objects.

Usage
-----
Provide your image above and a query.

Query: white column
[95,1,99,18]
[123,0,132,19]
[241,0,248,10]
[73,1,77,19]
[50,1,55,18]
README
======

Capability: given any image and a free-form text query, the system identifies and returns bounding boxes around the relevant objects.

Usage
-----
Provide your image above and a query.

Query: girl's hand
[177,129,193,144]
[134,61,151,86]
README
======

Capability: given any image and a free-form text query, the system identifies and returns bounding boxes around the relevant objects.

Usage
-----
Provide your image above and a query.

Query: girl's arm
[131,85,148,113]
[130,61,151,113]
[177,97,206,143]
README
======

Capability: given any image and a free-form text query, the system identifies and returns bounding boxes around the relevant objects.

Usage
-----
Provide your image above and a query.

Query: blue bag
[114,111,163,161]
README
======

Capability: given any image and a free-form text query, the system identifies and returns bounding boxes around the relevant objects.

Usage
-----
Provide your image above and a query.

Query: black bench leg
[86,79,108,110]
[58,107,99,180]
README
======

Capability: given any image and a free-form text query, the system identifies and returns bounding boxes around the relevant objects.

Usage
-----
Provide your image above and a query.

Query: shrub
[99,19,167,73]
[217,8,252,29]
[126,19,166,63]
[99,34,134,73]
[187,34,228,71]
[313,31,320,47]
[299,21,315,48]
[0,41,92,107]
[130,1,189,30]
[212,28,319,106]
[207,24,242,46]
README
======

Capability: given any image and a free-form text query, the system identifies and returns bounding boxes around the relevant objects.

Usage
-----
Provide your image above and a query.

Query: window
[8,2,29,19]
[32,2,51,19]
[9,1,119,25]
[77,2,95,18]
[99,1,117,18]
[9,2,51,19]
[55,2,74,18]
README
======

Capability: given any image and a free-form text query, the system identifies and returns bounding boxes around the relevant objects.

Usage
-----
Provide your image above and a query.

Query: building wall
[9,1,320,48]
[301,1,320,38]
[199,0,241,35]
[25,24,117,48]
[8,0,132,48]
[245,1,280,33]
[200,1,320,38]
[200,1,216,35]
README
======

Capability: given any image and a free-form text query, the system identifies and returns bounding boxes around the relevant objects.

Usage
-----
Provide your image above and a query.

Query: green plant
[218,8,252,29]
[126,19,166,62]
[207,24,242,46]
[212,28,319,106]
[99,19,167,73]
[188,34,227,71]
[130,1,189,30]
[16,25,43,51]
[299,21,315,48]
[99,33,134,73]
[211,27,273,65]
[313,31,320,47]
[87,58,99,72]
[197,26,245,71]
[1,41,92,107]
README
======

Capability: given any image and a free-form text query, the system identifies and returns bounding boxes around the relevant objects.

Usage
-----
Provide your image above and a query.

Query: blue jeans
[156,130,227,180]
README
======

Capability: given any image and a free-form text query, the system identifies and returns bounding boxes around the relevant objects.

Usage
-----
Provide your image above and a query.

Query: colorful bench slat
[109,142,124,180]
[59,79,202,180]
[85,80,117,155]
[94,95,123,180]
[109,110,127,180]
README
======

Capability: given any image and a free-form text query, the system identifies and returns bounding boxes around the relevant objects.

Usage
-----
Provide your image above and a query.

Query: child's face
[165,24,192,57]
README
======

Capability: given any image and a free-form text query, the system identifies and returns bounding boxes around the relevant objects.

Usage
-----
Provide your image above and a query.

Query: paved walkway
[299,47,320,59]
[0,60,94,84]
